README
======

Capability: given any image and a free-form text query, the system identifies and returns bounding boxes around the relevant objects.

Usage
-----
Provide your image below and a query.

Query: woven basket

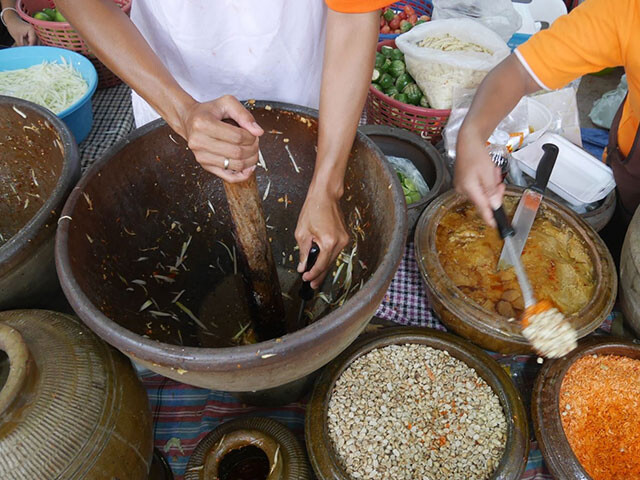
[17,0,131,88]
[379,0,433,41]
[366,39,450,144]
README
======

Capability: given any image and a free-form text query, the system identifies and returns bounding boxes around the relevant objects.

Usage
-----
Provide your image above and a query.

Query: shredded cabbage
[0,59,88,114]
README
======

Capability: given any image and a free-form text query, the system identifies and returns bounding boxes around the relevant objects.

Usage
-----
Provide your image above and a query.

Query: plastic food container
[0,46,98,143]
[512,132,616,206]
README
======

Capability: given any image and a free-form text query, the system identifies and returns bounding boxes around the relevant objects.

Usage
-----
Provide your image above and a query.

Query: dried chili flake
[560,354,640,480]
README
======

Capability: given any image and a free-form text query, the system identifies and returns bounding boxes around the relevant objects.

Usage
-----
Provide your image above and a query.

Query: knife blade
[498,143,559,270]
[295,243,320,329]
[493,205,536,308]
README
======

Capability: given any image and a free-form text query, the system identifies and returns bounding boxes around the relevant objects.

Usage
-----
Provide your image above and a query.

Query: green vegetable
[394,73,412,92]
[379,58,392,74]
[385,86,399,97]
[394,92,409,104]
[381,45,394,58]
[34,11,52,21]
[383,9,395,21]
[390,49,404,61]
[415,19,427,26]
[403,83,422,105]
[371,83,383,92]
[53,10,66,22]
[372,69,381,82]
[378,72,394,90]
[375,52,385,69]
[400,20,413,33]
[389,60,405,78]
[419,95,429,108]
[43,8,56,18]
[397,171,422,204]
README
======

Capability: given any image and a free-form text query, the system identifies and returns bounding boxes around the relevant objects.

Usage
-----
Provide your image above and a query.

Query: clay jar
[185,417,310,480]
[0,310,153,479]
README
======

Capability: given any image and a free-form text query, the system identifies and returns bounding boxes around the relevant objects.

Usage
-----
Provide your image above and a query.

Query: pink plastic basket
[366,40,450,144]
[17,0,131,88]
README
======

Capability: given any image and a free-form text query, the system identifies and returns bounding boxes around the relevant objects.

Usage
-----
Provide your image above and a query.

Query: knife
[498,143,559,270]
[296,243,320,329]
[493,205,536,308]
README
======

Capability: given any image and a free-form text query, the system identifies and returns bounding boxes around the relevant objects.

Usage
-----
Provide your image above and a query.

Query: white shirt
[130,0,327,127]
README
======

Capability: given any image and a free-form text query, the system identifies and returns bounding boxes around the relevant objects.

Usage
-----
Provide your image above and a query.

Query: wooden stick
[223,173,286,340]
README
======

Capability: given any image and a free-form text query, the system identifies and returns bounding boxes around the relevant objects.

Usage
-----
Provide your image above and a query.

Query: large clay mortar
[55,101,407,392]
[0,96,80,309]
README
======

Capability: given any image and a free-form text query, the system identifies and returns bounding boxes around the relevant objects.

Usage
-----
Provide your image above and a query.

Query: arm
[454,54,540,227]
[295,7,379,287]
[1,0,36,45]
[55,0,262,183]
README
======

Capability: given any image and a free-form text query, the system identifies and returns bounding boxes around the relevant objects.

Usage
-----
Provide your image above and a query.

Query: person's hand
[6,13,37,46]
[454,131,506,227]
[179,95,264,183]
[295,186,350,289]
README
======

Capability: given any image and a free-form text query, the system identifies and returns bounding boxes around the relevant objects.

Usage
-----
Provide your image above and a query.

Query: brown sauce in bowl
[436,199,595,318]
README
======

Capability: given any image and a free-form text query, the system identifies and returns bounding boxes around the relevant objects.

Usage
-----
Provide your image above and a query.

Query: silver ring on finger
[223,158,230,170]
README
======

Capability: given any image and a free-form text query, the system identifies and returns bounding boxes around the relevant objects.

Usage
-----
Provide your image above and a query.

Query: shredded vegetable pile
[0,60,88,114]
[418,33,492,54]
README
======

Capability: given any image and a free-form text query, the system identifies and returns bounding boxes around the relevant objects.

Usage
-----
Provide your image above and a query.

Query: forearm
[459,54,541,144]
[312,8,380,200]
[55,0,194,135]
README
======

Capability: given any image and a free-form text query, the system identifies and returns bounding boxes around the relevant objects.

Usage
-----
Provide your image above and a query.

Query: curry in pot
[436,199,595,318]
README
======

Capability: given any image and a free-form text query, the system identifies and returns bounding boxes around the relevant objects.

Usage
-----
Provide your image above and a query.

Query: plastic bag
[443,87,529,162]
[432,0,523,42]
[532,87,582,146]
[386,155,430,204]
[589,74,627,130]
[396,19,510,110]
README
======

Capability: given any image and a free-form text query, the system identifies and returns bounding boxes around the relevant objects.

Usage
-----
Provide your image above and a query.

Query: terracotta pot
[0,96,80,310]
[0,310,153,479]
[415,187,617,354]
[306,327,529,480]
[619,206,640,337]
[55,101,407,393]
[185,417,310,480]
[359,125,451,239]
[532,336,640,479]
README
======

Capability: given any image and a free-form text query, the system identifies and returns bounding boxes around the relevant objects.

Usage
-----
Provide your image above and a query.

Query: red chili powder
[559,354,640,480]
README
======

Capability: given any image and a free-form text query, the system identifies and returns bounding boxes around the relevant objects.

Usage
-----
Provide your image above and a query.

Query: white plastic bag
[432,0,523,42]
[443,88,529,161]
[589,74,627,130]
[533,87,582,146]
[396,19,510,110]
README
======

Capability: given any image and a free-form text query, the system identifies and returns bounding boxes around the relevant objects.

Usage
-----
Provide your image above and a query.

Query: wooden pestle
[222,119,286,340]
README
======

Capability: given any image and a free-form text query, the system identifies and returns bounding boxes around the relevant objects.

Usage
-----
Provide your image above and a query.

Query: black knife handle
[531,143,559,195]
[493,206,515,239]
[299,243,320,301]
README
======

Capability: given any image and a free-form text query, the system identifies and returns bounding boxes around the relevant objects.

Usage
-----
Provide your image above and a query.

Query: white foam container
[512,132,616,207]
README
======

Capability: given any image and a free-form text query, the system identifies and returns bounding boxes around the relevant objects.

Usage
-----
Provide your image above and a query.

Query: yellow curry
[436,199,595,318]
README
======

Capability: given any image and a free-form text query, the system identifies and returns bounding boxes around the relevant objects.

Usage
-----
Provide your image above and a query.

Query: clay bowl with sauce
[0,96,80,310]
[532,336,640,479]
[55,101,407,395]
[415,187,617,354]
[305,327,529,480]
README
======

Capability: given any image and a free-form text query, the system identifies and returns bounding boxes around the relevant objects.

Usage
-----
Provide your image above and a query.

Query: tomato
[418,15,431,22]
[394,29,401,33]
[403,5,416,16]
[398,11,407,20]
[389,17,401,30]
[380,16,386,27]
[381,25,391,34]
[409,14,418,24]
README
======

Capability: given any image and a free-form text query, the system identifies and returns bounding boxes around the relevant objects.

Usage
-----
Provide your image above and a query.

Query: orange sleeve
[325,0,392,13]
[516,0,628,90]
